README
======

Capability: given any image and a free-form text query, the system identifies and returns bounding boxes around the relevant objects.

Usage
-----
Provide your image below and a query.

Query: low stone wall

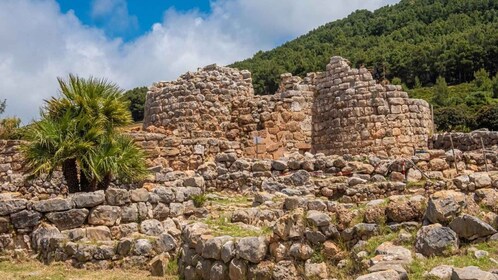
[0,179,205,269]
[431,130,498,151]
[198,149,498,202]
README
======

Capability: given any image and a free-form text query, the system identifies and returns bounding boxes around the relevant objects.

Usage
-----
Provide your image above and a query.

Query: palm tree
[23,75,148,193]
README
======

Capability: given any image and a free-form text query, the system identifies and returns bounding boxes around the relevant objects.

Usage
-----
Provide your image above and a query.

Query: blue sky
[0,0,399,122]
[57,0,212,41]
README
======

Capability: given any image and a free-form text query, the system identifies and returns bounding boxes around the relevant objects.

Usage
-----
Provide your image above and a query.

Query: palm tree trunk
[62,158,79,193]
[80,170,91,192]
[97,173,112,191]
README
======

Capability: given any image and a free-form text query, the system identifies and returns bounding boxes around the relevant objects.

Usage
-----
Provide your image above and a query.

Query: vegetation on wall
[22,75,148,193]
[123,86,148,122]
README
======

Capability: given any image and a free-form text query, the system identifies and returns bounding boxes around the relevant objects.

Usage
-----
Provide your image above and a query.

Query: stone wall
[431,130,498,151]
[143,56,433,163]
[312,57,432,157]
[0,177,205,269]
[143,65,314,164]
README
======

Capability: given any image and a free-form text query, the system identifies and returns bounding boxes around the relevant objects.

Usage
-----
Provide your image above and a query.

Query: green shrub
[192,194,207,207]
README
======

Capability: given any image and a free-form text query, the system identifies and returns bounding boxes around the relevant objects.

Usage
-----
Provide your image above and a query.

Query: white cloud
[0,0,399,122]
[91,0,138,35]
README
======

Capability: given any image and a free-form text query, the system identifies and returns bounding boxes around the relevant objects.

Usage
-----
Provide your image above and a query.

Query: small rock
[415,224,459,257]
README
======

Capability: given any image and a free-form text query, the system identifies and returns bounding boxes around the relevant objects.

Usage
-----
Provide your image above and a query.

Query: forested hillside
[230,0,498,95]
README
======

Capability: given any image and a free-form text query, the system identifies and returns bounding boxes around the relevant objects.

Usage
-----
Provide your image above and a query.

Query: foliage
[192,194,207,207]
[0,99,5,115]
[474,105,498,131]
[432,76,449,107]
[492,73,498,98]
[231,0,498,94]
[433,107,473,132]
[123,87,147,122]
[0,117,21,139]
[474,68,492,90]
[23,74,148,193]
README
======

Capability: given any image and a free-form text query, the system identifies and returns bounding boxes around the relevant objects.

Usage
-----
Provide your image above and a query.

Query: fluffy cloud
[0,0,399,122]
[91,0,138,36]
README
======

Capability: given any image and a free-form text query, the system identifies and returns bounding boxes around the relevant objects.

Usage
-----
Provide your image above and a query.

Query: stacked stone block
[312,56,432,157]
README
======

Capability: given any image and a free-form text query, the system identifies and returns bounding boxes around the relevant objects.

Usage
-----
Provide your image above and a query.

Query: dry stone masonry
[312,57,432,157]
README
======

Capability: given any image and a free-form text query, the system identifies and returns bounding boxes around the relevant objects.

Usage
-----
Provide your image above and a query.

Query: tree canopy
[230,0,498,94]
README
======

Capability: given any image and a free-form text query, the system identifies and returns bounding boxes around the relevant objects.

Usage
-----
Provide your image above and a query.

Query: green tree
[475,105,498,130]
[414,76,422,89]
[432,76,449,107]
[0,99,5,115]
[434,107,472,131]
[23,75,148,193]
[123,87,148,122]
[474,68,491,90]
[391,77,402,85]
[492,73,498,98]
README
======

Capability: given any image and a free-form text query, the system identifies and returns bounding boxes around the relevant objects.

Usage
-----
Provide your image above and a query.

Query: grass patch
[408,241,498,279]
[192,194,207,207]
[207,195,251,206]
[0,260,170,279]
[205,215,271,237]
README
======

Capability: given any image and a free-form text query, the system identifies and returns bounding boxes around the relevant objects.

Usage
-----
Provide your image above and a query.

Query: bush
[434,107,473,132]
[475,105,498,131]
[0,117,21,139]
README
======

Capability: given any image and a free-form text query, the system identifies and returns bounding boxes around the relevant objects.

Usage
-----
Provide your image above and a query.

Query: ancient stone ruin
[2,56,498,279]
[143,56,432,169]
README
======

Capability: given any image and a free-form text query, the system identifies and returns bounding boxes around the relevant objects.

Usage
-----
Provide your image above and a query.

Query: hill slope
[230,0,498,94]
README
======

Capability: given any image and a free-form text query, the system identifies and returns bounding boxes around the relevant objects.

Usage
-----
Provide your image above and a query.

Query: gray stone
[0,217,9,234]
[156,233,176,253]
[451,266,498,280]
[229,258,247,280]
[0,199,27,215]
[134,239,154,256]
[170,203,185,216]
[86,226,111,241]
[121,204,139,223]
[203,236,232,260]
[349,177,367,187]
[116,238,133,256]
[93,245,115,260]
[45,209,89,230]
[140,219,164,236]
[10,210,42,229]
[469,173,492,189]
[273,260,299,280]
[425,265,453,280]
[284,197,305,210]
[106,188,130,206]
[272,160,287,171]
[454,175,470,190]
[153,187,175,203]
[130,188,150,202]
[33,198,72,212]
[449,214,496,240]
[61,228,86,241]
[88,205,121,226]
[236,236,268,263]
[153,203,170,220]
[426,191,466,224]
[289,242,313,260]
[356,269,402,280]
[252,160,272,172]
[31,223,62,251]
[71,191,105,208]
[415,224,459,257]
[183,176,205,189]
[221,241,236,263]
[306,210,331,227]
[290,170,310,186]
[305,260,328,279]
[210,261,229,280]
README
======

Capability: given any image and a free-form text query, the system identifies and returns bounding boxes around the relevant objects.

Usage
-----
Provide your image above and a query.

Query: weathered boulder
[46,209,89,230]
[31,223,62,251]
[210,261,229,280]
[153,187,176,204]
[221,241,236,263]
[202,236,232,260]
[140,219,164,236]
[130,188,150,202]
[10,210,42,229]
[133,238,154,256]
[426,191,466,224]
[305,260,328,279]
[236,236,268,263]
[356,269,402,280]
[425,265,453,280]
[271,160,287,171]
[451,266,498,280]
[306,210,331,227]
[448,214,496,240]
[469,173,492,189]
[156,233,176,253]
[86,226,111,241]
[386,195,426,223]
[415,224,459,257]
[106,188,130,206]
[33,198,72,212]
[273,260,299,280]
[0,199,27,215]
[88,205,121,226]
[289,242,313,260]
[273,209,305,240]
[150,254,170,277]
[71,191,105,208]
[252,160,272,172]
[229,258,247,280]
[290,170,310,186]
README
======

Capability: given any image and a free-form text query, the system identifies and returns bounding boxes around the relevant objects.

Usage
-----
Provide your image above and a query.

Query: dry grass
[0,260,177,280]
